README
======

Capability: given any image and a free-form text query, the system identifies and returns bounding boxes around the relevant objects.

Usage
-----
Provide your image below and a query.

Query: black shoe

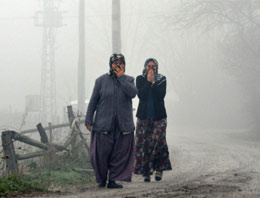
[144,175,151,182]
[98,180,106,188]
[107,180,123,188]
[155,171,162,181]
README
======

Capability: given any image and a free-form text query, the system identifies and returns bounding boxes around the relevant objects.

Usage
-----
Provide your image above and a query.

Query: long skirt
[134,118,172,176]
[90,123,135,183]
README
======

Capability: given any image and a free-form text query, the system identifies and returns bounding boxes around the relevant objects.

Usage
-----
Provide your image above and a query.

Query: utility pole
[78,0,85,116]
[112,0,121,53]
[35,0,64,124]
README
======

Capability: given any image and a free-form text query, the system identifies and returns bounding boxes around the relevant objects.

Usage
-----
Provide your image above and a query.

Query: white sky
[0,0,177,112]
[0,0,246,128]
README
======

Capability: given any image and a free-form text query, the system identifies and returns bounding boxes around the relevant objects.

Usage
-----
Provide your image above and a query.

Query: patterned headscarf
[142,58,163,82]
[109,53,125,68]
[109,53,125,76]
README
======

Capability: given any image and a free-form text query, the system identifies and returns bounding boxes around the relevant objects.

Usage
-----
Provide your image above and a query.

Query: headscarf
[109,53,126,76]
[142,58,163,82]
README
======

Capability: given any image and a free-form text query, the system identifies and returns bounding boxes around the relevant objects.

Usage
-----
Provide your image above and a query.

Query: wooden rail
[20,120,85,134]
[1,106,89,175]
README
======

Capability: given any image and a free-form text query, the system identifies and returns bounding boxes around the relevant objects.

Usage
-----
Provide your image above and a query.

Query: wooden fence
[1,106,90,175]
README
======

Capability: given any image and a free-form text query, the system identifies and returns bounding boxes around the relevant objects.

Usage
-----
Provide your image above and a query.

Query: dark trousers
[90,124,135,183]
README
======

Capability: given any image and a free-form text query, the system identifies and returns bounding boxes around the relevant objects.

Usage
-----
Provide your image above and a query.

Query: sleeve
[117,75,137,99]
[151,76,166,100]
[85,78,101,126]
[136,75,151,101]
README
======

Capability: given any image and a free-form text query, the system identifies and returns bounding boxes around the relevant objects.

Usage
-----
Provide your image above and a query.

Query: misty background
[0,0,257,135]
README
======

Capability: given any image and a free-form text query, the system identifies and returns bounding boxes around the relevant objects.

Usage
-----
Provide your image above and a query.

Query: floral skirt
[134,118,172,176]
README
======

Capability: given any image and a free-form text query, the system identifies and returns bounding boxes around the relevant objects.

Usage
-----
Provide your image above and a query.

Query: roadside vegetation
[0,151,94,197]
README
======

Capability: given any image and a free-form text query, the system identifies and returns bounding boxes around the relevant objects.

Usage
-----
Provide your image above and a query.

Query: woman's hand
[147,69,155,84]
[86,124,92,131]
[114,65,125,77]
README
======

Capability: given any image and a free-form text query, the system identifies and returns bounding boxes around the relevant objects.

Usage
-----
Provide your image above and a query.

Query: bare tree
[170,0,260,134]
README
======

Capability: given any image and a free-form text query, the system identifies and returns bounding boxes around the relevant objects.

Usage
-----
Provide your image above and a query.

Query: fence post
[67,105,78,156]
[67,105,75,127]
[1,131,18,175]
[36,123,48,143]
[48,122,53,143]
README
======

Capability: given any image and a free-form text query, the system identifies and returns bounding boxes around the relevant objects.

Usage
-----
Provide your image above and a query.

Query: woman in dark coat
[85,53,137,188]
[134,58,172,182]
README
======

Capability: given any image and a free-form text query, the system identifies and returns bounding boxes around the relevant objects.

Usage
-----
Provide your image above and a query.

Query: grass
[0,158,95,196]
[0,147,95,196]
[0,169,94,196]
[0,176,45,197]
[22,157,95,192]
[22,169,94,186]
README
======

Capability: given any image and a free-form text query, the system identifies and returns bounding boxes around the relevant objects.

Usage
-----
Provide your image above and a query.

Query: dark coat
[85,73,137,132]
[136,75,167,120]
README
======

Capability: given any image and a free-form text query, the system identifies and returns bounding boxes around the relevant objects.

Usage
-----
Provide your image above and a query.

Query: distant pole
[78,0,85,115]
[112,0,121,53]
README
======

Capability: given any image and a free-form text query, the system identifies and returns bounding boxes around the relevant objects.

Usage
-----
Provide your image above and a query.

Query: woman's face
[112,60,125,70]
[145,61,157,73]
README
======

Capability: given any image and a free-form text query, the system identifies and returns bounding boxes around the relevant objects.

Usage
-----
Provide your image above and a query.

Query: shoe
[98,180,106,188]
[155,171,162,181]
[107,180,123,188]
[144,175,151,182]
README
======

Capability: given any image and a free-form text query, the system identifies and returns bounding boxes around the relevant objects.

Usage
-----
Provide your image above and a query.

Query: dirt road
[32,128,260,197]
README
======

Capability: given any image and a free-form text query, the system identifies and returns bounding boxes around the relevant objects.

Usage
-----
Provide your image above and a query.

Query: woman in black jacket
[134,58,172,182]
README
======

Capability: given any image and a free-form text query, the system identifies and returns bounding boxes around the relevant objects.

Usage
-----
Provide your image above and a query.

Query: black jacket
[136,75,167,120]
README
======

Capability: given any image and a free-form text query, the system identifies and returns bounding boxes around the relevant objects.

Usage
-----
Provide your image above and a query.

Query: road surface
[30,127,260,198]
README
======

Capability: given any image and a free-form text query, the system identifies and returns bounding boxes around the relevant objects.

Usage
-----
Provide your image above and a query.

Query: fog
[0,0,258,134]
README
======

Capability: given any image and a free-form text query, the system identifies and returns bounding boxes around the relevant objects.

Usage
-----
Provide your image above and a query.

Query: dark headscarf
[109,53,125,77]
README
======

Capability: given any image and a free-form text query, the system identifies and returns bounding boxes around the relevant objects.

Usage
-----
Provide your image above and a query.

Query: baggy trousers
[90,124,135,183]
